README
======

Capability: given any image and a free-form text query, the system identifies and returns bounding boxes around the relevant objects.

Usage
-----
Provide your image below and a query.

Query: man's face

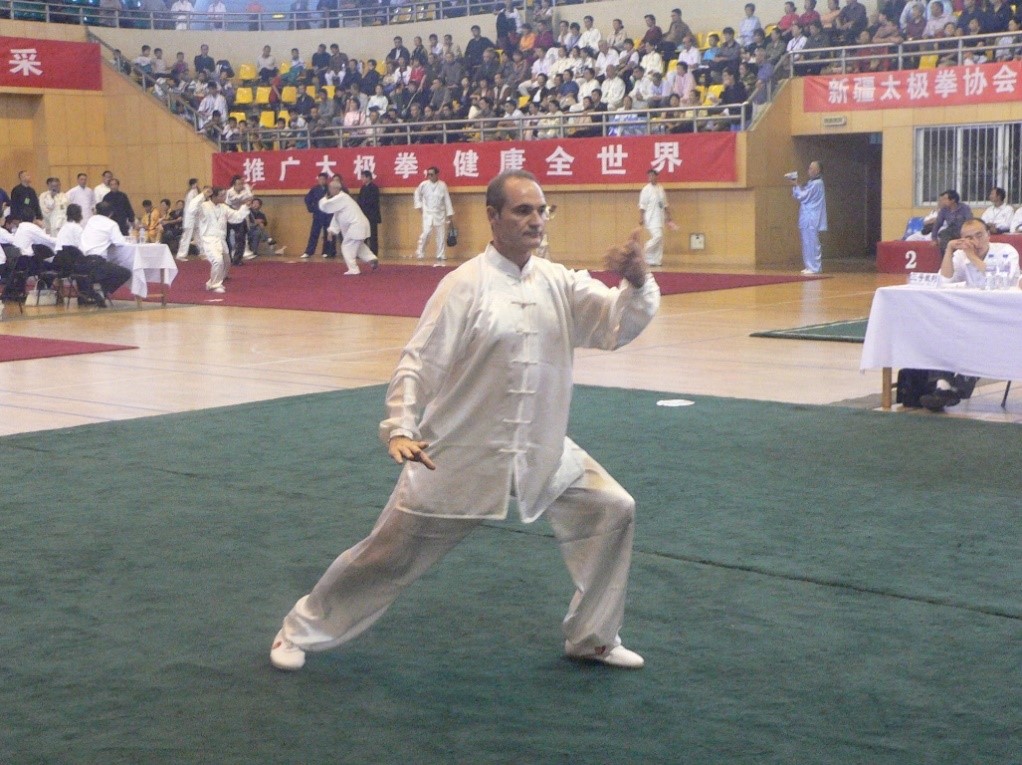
[48,179,60,192]
[807,162,821,179]
[938,193,952,209]
[959,222,989,253]
[427,169,439,182]
[77,175,87,187]
[989,189,1002,205]
[328,178,343,195]
[19,172,30,185]
[110,179,119,191]
[201,45,209,54]
[488,177,546,259]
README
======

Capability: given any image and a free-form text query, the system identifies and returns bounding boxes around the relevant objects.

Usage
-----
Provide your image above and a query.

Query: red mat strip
[0,335,137,363]
[123,260,825,318]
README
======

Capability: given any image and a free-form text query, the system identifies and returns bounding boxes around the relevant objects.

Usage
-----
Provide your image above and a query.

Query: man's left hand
[605,228,649,288]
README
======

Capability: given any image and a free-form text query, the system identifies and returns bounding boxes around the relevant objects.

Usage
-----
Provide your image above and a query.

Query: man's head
[362,170,374,182]
[426,166,440,182]
[102,170,113,184]
[230,174,245,190]
[989,186,1007,205]
[250,197,262,210]
[808,161,822,179]
[210,187,226,204]
[96,201,112,217]
[142,199,153,210]
[647,168,659,183]
[939,189,960,208]
[958,217,990,254]
[46,177,60,191]
[109,178,120,191]
[66,204,82,224]
[486,170,546,263]
[77,173,88,187]
[18,170,30,185]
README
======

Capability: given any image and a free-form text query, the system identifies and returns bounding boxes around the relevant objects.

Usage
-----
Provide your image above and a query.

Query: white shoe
[212,286,226,293]
[322,252,331,258]
[800,268,817,275]
[299,253,311,260]
[343,269,360,275]
[242,250,256,261]
[565,642,644,669]
[274,246,288,256]
[270,630,306,671]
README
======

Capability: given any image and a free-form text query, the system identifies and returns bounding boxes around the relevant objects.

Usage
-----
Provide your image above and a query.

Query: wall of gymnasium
[1,3,802,269]
[787,77,1022,243]
[0,21,215,215]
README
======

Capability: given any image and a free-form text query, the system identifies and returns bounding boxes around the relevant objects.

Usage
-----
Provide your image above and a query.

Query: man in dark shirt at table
[931,189,973,256]
[103,179,136,235]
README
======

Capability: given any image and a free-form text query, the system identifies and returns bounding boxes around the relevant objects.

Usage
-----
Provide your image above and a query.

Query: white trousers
[415,219,447,260]
[643,225,664,266]
[177,220,201,258]
[340,236,379,273]
[280,447,636,656]
[201,236,229,288]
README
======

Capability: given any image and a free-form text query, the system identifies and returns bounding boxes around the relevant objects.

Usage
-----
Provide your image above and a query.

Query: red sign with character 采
[211,133,738,191]
[0,36,102,91]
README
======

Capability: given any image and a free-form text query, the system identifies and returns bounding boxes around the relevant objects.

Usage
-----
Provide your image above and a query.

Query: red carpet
[0,335,137,363]
[128,259,826,318]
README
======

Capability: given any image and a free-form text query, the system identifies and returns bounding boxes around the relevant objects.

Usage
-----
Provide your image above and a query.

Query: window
[915,123,1022,207]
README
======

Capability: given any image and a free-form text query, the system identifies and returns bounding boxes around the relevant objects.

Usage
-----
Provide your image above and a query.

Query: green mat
[1,386,1019,764]
[751,318,869,343]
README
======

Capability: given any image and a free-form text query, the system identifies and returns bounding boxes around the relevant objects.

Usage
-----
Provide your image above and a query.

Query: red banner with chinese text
[803,60,1022,112]
[211,133,737,191]
[0,36,102,91]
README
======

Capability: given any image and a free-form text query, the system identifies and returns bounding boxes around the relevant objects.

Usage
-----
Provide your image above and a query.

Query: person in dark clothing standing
[11,171,42,223]
[102,178,135,235]
[357,170,382,256]
[300,172,335,259]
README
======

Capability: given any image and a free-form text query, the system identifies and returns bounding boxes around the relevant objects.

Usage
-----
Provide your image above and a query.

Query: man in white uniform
[196,186,248,293]
[225,175,254,265]
[638,168,672,266]
[270,170,660,673]
[66,173,96,222]
[93,170,114,205]
[177,180,204,261]
[413,166,454,263]
[39,177,69,236]
[980,187,1014,234]
[318,177,379,276]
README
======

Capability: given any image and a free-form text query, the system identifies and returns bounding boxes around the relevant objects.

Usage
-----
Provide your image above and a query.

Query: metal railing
[0,0,595,31]
[215,102,752,151]
[777,30,1022,78]
[87,30,211,139]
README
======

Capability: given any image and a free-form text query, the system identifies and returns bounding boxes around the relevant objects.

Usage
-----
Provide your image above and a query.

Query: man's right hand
[388,436,436,470]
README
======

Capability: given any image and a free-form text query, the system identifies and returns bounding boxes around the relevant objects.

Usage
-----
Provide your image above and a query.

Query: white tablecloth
[111,243,178,299]
[860,285,1022,380]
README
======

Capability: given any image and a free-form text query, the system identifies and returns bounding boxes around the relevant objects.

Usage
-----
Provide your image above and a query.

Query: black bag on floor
[896,368,931,408]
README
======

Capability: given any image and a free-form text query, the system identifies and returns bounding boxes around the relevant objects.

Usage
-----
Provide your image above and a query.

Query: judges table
[860,285,1022,408]
[110,243,178,304]
[876,235,1022,274]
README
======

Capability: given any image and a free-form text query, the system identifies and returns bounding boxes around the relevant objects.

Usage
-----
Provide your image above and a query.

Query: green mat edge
[751,318,869,343]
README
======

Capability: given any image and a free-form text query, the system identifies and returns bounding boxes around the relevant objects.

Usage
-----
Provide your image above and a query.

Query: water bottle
[984,261,995,290]
[1000,252,1013,289]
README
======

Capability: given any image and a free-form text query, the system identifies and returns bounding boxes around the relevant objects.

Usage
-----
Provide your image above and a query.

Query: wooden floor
[1,258,1019,437]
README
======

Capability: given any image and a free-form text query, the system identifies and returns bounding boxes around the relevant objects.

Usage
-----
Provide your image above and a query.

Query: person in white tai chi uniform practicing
[318,176,380,275]
[196,186,246,293]
[638,168,674,267]
[271,170,661,672]
[413,166,455,263]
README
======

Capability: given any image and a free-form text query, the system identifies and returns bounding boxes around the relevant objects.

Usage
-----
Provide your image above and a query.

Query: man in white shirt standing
[177,179,203,261]
[66,173,96,222]
[639,168,673,267]
[171,0,193,30]
[319,177,379,276]
[196,186,248,293]
[94,170,114,205]
[980,187,1014,234]
[39,177,69,236]
[269,169,660,673]
[413,166,454,263]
